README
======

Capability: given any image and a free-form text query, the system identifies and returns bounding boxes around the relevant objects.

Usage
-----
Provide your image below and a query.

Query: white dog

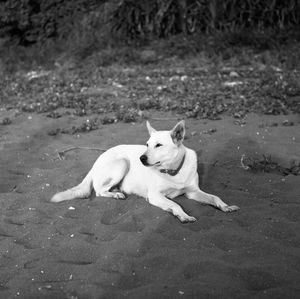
[51,121,239,222]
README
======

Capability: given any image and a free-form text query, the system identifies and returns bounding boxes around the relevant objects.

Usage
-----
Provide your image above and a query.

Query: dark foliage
[243,155,300,176]
[111,0,300,39]
[0,0,299,45]
[0,0,101,45]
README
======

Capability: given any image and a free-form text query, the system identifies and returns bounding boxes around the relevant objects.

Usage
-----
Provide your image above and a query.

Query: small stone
[229,71,239,78]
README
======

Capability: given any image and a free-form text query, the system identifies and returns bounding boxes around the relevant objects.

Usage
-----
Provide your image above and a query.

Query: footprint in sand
[101,208,145,232]
[23,259,41,269]
[98,231,119,242]
[78,226,119,243]
[0,255,16,268]
[4,217,25,226]
[58,260,94,266]
[100,206,130,225]
[0,227,14,238]
[14,236,40,250]
[183,261,283,292]
[63,207,88,219]
[116,215,145,232]
[238,267,283,291]
[78,227,98,244]
[183,260,231,280]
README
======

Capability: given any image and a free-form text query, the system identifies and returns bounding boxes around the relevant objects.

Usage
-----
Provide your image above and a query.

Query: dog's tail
[51,172,93,203]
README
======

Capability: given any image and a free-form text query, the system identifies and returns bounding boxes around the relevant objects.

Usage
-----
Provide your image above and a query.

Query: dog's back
[51,144,148,202]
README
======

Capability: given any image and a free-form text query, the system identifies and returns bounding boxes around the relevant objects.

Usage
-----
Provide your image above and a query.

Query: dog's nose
[140,155,148,165]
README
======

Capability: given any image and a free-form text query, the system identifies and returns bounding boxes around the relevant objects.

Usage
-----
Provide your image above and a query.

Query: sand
[0,110,299,298]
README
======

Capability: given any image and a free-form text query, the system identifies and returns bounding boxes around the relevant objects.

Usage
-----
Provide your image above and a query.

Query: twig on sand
[151,117,179,121]
[240,154,250,170]
[57,146,107,160]
[202,159,240,167]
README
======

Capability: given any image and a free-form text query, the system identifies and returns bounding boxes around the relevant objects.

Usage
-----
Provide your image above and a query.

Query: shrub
[111,0,300,39]
[0,0,101,45]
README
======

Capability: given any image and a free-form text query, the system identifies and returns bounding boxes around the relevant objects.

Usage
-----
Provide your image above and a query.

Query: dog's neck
[160,147,186,176]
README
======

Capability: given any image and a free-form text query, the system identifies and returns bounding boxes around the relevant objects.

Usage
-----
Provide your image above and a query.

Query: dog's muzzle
[140,154,148,165]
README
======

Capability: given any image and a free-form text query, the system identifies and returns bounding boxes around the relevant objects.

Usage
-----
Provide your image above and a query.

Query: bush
[111,0,300,39]
[0,0,101,45]
[0,0,299,65]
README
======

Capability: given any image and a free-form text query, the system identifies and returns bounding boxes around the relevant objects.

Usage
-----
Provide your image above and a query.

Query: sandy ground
[0,110,299,299]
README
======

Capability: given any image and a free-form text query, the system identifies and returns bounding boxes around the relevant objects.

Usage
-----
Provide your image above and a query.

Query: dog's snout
[140,154,148,165]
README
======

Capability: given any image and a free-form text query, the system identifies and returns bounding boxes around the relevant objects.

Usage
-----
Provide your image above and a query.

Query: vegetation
[1,38,299,123]
[112,0,300,38]
[1,0,299,44]
[241,155,300,176]
[0,0,101,44]
[0,0,299,125]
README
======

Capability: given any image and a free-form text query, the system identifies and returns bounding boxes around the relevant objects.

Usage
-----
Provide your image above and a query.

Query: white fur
[51,121,239,222]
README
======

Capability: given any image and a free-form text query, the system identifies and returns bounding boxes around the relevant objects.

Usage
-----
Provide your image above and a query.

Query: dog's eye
[146,143,149,147]
[155,143,162,148]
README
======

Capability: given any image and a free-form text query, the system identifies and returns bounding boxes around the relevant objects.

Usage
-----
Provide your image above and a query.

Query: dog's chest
[159,178,186,199]
[163,187,185,199]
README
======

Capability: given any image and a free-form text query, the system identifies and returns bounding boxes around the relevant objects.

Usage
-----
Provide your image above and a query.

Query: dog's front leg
[147,192,196,223]
[185,187,239,212]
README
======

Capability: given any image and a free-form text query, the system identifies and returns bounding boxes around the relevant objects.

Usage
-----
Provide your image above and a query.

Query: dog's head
[140,120,185,168]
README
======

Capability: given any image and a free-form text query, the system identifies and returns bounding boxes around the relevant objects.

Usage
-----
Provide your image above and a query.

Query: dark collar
[160,154,185,176]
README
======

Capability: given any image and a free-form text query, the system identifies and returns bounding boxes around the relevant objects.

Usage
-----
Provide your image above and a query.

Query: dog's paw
[113,192,126,200]
[50,192,66,202]
[222,205,240,212]
[179,215,197,223]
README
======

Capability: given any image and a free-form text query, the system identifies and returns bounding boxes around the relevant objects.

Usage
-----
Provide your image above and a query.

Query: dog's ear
[146,121,157,135]
[170,120,185,144]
